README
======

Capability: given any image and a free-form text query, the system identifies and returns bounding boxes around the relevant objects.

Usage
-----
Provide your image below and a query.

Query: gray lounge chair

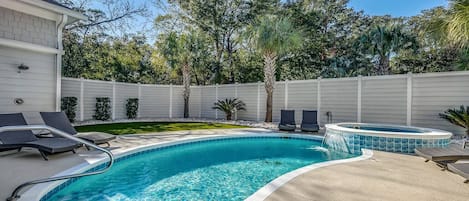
[278,110,296,131]
[0,113,80,160]
[40,112,116,147]
[301,110,319,132]
[448,163,469,183]
[415,143,469,164]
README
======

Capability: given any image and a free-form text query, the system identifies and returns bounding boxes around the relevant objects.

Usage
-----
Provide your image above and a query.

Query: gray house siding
[0,7,59,114]
[0,7,57,48]
[0,46,56,113]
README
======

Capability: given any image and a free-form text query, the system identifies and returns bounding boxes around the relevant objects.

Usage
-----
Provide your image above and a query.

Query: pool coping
[20,130,367,201]
[326,123,452,139]
[245,149,373,201]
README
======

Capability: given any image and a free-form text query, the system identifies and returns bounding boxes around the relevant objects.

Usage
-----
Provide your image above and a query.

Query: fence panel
[200,86,217,119]
[362,76,407,124]
[287,80,318,125]
[61,79,82,120]
[139,85,170,118]
[189,87,202,118]
[115,83,138,119]
[236,84,259,121]
[412,73,469,135]
[320,78,358,125]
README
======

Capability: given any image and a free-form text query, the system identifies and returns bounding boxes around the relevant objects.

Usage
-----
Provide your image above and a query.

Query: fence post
[235,83,239,120]
[137,83,141,118]
[407,72,413,126]
[257,81,261,122]
[317,77,321,126]
[284,79,288,109]
[357,75,362,123]
[199,87,202,118]
[80,77,84,121]
[111,80,116,120]
[169,84,173,119]
[215,84,219,119]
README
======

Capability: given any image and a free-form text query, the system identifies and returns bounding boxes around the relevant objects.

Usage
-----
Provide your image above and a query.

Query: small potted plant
[212,98,246,120]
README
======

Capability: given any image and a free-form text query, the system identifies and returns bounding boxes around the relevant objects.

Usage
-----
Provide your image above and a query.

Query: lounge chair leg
[424,159,429,162]
[17,148,22,152]
[105,142,111,147]
[465,180,469,184]
[72,149,76,154]
[39,151,49,161]
[85,145,91,151]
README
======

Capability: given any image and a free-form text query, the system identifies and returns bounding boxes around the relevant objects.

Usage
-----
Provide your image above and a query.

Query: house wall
[0,7,58,113]
[0,7,57,48]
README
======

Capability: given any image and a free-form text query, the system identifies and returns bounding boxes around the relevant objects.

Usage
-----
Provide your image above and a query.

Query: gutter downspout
[55,14,67,111]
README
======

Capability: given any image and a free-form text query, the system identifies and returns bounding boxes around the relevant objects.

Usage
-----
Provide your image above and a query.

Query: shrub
[126,98,139,119]
[93,97,111,121]
[440,105,469,136]
[61,97,78,123]
[212,98,246,120]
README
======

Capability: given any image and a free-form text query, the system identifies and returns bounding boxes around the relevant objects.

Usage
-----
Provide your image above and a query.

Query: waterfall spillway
[322,131,350,154]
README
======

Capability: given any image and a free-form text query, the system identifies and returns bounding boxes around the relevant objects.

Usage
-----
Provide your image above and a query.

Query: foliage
[125,98,139,119]
[75,122,248,135]
[356,25,418,75]
[248,15,302,122]
[61,97,78,123]
[212,98,246,120]
[439,105,469,136]
[93,97,111,121]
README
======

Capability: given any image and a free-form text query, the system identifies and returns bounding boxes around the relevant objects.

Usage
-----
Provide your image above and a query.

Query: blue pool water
[44,136,356,201]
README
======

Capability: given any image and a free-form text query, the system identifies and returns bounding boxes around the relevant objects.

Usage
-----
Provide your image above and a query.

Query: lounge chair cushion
[301,123,319,132]
[448,163,469,180]
[26,138,80,154]
[415,144,469,162]
[301,110,319,132]
[0,113,38,144]
[279,124,296,131]
[76,132,116,144]
[40,112,116,145]
[40,112,78,136]
[22,112,51,135]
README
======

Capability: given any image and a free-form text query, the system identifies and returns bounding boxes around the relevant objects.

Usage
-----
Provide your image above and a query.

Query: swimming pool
[325,123,452,154]
[39,135,358,201]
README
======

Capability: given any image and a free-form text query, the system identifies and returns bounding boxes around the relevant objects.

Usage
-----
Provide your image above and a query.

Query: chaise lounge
[448,163,469,183]
[278,110,296,131]
[40,112,116,147]
[0,113,80,160]
[301,110,319,132]
[415,142,469,164]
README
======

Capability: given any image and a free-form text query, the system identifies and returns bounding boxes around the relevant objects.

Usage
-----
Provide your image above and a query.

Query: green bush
[61,97,78,122]
[126,98,139,119]
[93,97,111,121]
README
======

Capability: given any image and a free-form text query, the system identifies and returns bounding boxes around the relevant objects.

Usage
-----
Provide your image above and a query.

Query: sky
[347,0,448,17]
[96,0,449,43]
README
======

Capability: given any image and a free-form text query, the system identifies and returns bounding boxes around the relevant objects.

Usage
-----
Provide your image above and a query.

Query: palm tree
[440,105,469,136]
[212,98,246,120]
[357,25,418,75]
[249,16,302,122]
[158,32,193,118]
[425,0,469,48]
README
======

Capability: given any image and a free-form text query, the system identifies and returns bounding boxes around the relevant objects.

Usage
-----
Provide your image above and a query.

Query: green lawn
[75,122,248,135]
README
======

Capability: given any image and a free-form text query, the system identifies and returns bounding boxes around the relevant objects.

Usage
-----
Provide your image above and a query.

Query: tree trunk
[226,113,232,121]
[263,52,277,122]
[182,62,191,118]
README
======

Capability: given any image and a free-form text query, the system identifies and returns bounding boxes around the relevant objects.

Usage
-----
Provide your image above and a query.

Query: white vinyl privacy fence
[62,71,469,135]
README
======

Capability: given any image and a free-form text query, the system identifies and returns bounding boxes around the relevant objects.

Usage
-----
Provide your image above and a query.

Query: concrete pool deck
[0,128,468,200]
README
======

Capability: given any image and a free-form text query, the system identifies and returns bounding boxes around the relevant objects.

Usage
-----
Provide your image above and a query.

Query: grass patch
[75,122,248,135]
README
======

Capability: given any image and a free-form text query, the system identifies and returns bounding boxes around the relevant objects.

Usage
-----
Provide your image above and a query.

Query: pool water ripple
[45,137,356,201]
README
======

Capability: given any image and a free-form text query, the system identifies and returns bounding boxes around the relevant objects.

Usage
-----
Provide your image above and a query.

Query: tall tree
[249,16,302,122]
[357,25,418,75]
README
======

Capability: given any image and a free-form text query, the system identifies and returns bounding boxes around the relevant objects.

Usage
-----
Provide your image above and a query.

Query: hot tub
[324,123,452,154]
